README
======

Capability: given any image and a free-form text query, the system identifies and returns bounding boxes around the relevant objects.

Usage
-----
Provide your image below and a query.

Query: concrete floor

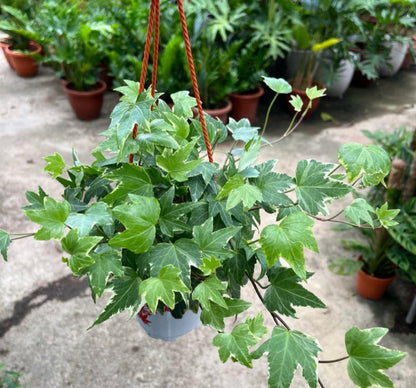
[1,54,416,388]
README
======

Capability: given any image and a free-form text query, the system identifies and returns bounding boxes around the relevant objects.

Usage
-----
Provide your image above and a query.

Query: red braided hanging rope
[130,0,214,165]
[176,0,213,164]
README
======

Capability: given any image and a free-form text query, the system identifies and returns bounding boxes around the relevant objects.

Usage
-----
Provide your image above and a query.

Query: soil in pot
[63,80,107,121]
[5,41,41,77]
[229,86,264,123]
[286,80,324,119]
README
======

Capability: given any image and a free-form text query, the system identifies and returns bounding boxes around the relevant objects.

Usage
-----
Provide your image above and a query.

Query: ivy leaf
[213,323,258,367]
[263,77,292,94]
[90,267,142,328]
[252,327,322,388]
[338,143,391,187]
[264,267,326,318]
[23,186,48,210]
[289,95,303,112]
[193,218,241,259]
[375,203,400,228]
[43,153,65,179]
[346,327,406,388]
[146,239,202,288]
[109,195,160,254]
[200,298,251,331]
[88,244,124,297]
[260,212,318,280]
[24,197,71,240]
[245,313,268,340]
[187,162,218,185]
[344,198,376,227]
[158,187,195,237]
[171,90,196,117]
[139,265,190,313]
[61,229,102,275]
[0,229,11,261]
[227,118,259,142]
[253,170,295,207]
[192,275,228,310]
[239,137,262,172]
[306,86,326,100]
[199,256,221,276]
[156,139,201,182]
[295,160,351,216]
[103,164,152,205]
[66,202,113,236]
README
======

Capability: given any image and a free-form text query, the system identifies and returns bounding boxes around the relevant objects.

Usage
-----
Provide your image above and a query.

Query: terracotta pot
[0,39,14,69]
[63,80,107,121]
[137,305,201,341]
[229,86,264,123]
[5,41,41,77]
[356,269,396,300]
[286,80,324,119]
[203,99,232,124]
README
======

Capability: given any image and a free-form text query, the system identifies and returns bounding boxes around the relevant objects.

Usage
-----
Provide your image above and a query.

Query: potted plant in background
[330,126,416,299]
[0,74,407,387]
[227,0,292,123]
[0,4,43,77]
[38,0,113,120]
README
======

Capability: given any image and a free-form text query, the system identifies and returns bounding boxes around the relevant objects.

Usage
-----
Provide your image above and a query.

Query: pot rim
[63,79,107,96]
[5,41,42,57]
[229,86,265,99]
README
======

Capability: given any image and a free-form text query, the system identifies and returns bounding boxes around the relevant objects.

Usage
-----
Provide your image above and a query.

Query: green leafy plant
[331,126,416,282]
[0,364,23,388]
[37,0,114,91]
[0,77,406,387]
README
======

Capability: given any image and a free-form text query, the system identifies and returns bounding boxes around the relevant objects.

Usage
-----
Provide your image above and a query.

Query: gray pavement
[1,54,416,388]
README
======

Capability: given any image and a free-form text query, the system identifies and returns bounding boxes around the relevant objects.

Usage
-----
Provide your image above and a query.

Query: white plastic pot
[380,40,409,77]
[316,52,358,98]
[137,305,202,341]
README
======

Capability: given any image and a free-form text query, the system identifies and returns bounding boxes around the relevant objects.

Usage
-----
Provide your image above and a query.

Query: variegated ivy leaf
[66,202,113,236]
[295,159,351,216]
[90,267,142,328]
[375,203,400,228]
[346,327,406,388]
[306,86,326,100]
[109,194,160,254]
[103,164,153,205]
[171,90,196,117]
[43,152,65,179]
[24,197,71,240]
[344,198,376,227]
[0,229,11,261]
[238,137,262,172]
[252,327,322,388]
[61,228,102,276]
[263,267,325,318]
[262,76,292,94]
[193,218,241,259]
[338,143,391,187]
[289,94,303,112]
[139,265,190,313]
[193,274,228,310]
[227,118,260,142]
[260,212,318,280]
[156,139,201,182]
[216,174,262,210]
[146,238,202,288]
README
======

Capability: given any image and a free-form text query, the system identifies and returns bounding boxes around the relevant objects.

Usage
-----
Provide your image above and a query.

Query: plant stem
[248,275,291,330]
[261,92,279,137]
[10,233,35,241]
[319,355,349,364]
